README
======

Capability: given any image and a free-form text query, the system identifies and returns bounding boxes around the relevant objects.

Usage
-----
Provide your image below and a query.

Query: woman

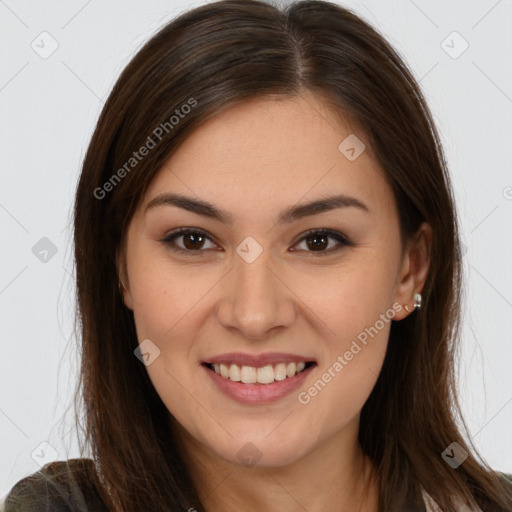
[4,0,512,510]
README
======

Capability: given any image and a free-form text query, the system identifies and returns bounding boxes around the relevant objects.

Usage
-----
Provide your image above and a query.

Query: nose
[215,247,297,341]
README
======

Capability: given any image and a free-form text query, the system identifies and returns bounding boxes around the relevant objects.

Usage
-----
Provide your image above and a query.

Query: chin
[205,428,312,469]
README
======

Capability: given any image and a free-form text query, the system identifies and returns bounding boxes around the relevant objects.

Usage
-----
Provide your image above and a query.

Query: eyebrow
[144,192,369,225]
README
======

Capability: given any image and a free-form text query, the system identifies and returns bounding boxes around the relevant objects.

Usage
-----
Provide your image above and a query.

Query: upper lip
[203,352,316,368]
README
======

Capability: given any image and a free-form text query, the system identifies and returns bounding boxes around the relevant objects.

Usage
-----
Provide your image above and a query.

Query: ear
[116,243,134,310]
[392,222,432,321]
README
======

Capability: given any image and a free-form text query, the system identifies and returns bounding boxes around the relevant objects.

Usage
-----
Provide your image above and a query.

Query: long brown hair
[68,0,512,510]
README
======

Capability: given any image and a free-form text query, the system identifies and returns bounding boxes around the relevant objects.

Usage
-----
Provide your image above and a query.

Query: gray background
[1,0,511,497]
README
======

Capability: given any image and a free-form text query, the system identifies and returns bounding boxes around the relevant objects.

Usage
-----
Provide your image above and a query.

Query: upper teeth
[212,362,307,384]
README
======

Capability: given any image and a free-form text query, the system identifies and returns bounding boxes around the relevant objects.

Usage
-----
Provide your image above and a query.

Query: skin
[118,90,432,512]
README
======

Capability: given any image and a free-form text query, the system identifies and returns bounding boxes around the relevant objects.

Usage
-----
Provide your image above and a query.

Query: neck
[172,417,379,512]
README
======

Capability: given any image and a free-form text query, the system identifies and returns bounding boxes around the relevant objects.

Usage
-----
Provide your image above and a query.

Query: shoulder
[422,472,512,512]
[2,458,109,512]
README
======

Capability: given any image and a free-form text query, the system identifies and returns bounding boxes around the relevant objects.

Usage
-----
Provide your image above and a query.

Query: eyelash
[160,227,353,256]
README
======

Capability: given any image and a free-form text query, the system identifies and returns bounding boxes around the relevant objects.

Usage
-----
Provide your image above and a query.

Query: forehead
[139,92,395,223]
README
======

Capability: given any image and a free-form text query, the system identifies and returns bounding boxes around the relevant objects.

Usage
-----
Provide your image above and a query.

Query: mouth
[202,360,317,385]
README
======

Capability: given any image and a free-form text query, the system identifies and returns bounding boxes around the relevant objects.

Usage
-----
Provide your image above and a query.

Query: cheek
[127,264,202,429]
[126,261,201,407]
[298,312,390,442]
[290,252,397,338]
[292,258,395,415]
[128,254,214,340]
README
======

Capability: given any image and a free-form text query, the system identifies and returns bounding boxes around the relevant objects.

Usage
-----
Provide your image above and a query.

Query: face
[119,91,426,469]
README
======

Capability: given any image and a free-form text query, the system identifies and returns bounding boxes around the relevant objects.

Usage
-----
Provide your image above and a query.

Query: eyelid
[160,227,353,255]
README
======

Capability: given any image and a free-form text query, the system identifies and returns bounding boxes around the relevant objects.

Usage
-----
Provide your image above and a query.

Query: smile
[204,361,315,384]
[201,353,318,404]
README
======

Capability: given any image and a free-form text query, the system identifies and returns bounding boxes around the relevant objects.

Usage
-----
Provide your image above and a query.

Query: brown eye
[181,232,206,250]
[162,228,217,253]
[305,232,329,251]
[161,228,353,256]
[292,229,353,255]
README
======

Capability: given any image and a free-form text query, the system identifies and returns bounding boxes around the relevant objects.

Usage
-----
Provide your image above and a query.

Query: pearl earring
[404,292,422,313]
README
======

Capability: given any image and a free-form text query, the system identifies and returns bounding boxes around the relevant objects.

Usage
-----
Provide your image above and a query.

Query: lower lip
[202,364,315,405]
